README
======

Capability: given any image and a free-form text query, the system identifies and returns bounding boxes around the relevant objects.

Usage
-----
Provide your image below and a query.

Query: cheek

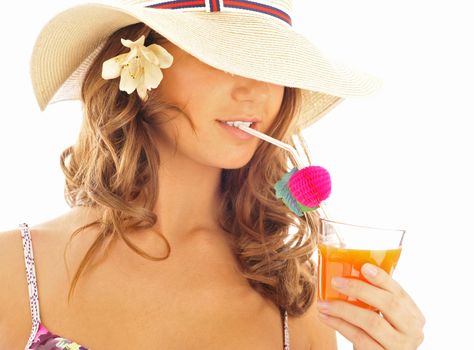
[161,69,219,111]
[270,86,286,115]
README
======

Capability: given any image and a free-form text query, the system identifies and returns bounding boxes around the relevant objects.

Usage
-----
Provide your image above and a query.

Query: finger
[317,312,384,350]
[331,276,415,333]
[318,300,400,349]
[361,264,426,328]
[361,263,404,295]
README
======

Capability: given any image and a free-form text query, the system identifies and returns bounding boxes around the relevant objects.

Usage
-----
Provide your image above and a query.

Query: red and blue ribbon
[145,0,292,26]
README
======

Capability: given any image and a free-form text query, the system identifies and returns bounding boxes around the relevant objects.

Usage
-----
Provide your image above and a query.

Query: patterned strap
[19,223,41,350]
[283,308,290,349]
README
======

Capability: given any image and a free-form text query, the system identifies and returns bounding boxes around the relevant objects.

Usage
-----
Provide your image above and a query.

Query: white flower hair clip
[101,35,173,101]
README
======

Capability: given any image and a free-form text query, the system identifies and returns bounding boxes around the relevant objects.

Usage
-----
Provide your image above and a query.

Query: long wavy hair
[60,22,321,316]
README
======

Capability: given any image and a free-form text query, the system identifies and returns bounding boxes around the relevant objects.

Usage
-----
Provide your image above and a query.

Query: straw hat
[30,0,383,130]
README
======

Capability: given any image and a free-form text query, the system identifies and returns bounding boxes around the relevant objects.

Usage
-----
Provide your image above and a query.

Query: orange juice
[318,244,401,310]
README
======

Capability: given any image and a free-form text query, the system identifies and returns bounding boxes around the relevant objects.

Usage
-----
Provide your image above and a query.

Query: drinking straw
[236,123,331,220]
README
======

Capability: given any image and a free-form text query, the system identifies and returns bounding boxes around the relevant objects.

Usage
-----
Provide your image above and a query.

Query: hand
[316,263,425,349]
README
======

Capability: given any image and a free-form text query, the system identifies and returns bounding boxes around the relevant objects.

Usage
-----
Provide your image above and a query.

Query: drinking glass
[317,218,406,310]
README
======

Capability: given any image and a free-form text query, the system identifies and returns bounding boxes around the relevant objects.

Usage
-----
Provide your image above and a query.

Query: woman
[0,1,424,349]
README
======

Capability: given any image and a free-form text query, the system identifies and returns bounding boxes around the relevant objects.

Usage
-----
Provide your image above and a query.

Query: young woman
[0,1,424,349]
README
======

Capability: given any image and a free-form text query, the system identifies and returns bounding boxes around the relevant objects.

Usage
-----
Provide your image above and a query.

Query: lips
[217,117,261,123]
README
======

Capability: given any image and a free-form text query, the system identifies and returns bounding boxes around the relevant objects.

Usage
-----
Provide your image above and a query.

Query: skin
[143,40,285,247]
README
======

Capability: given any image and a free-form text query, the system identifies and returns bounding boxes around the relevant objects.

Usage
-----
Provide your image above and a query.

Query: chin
[219,157,254,170]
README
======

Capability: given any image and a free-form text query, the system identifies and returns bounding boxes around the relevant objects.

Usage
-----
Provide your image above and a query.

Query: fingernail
[317,301,330,312]
[363,263,378,277]
[331,277,348,289]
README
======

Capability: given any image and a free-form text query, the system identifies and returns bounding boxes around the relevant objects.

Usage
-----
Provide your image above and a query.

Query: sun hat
[30,0,383,130]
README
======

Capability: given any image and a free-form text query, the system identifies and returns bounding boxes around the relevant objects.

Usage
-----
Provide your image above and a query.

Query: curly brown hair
[60,22,321,317]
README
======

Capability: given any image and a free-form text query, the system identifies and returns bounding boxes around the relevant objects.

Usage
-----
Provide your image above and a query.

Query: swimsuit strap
[19,223,42,349]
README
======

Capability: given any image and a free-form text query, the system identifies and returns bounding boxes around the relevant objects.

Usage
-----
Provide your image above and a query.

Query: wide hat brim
[30,2,383,130]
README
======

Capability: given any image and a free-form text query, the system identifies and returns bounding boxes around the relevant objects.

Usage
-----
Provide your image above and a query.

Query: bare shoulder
[296,288,337,350]
[0,208,85,347]
[0,226,33,348]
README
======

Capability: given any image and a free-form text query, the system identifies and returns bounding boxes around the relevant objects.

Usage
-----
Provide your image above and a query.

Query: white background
[0,1,472,349]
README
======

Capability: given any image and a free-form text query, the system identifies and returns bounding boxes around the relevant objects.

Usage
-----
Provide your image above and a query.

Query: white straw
[236,124,304,169]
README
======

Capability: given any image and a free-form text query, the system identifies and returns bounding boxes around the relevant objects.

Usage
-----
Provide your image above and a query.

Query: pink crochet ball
[288,166,331,208]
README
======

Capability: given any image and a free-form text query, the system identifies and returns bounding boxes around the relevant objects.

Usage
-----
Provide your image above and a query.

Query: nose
[230,76,270,104]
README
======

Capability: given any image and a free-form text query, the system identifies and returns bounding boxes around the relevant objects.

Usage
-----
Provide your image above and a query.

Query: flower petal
[121,35,145,48]
[148,44,174,68]
[144,60,164,89]
[102,53,128,79]
[119,66,139,94]
[128,56,143,81]
[136,79,149,101]
[123,47,139,65]
[141,46,160,66]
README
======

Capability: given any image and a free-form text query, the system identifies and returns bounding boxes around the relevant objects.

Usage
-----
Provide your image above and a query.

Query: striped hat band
[143,0,292,26]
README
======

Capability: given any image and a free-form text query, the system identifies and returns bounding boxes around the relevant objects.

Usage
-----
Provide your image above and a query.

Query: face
[151,41,285,169]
